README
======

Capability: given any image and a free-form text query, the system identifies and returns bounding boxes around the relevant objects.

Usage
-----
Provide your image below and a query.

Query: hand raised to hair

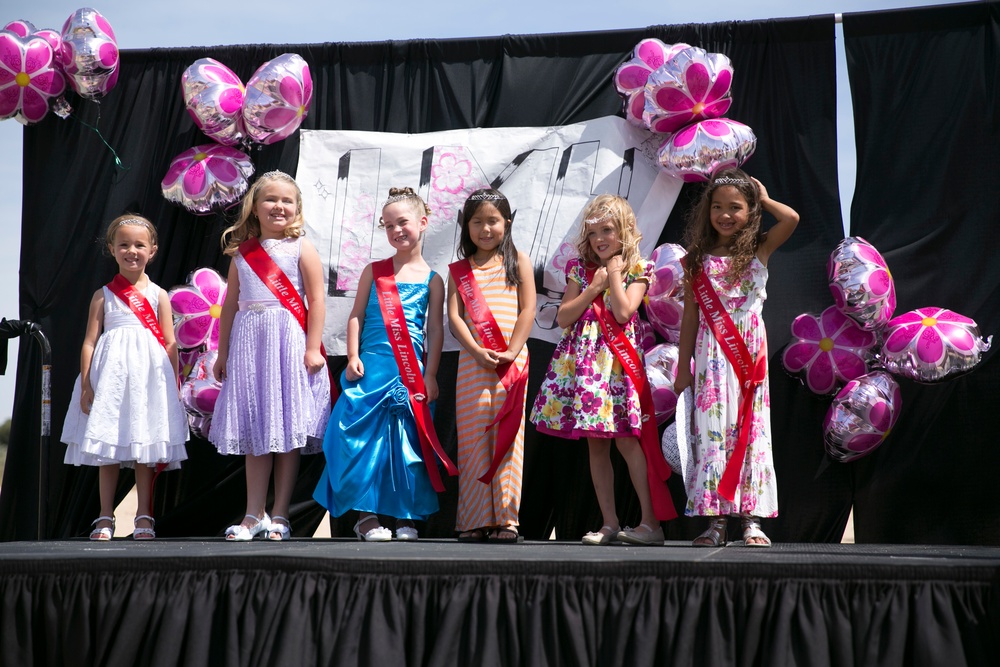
[750,177,769,203]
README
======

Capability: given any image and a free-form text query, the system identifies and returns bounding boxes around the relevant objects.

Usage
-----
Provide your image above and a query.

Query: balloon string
[68,105,130,181]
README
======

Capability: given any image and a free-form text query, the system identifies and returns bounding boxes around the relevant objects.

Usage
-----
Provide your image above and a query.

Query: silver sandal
[693,517,728,547]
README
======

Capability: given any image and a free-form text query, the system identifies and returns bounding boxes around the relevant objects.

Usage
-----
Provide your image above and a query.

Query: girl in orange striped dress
[447,189,535,543]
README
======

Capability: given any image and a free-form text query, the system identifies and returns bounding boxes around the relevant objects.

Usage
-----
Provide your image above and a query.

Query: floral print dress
[685,254,777,518]
[531,257,652,439]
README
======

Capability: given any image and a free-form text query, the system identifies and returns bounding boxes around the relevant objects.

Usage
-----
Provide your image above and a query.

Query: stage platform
[3,539,999,667]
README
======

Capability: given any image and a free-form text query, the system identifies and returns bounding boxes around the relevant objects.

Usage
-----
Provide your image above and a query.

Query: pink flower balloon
[823,371,901,463]
[161,143,254,215]
[643,46,733,136]
[880,307,992,383]
[782,306,878,395]
[59,7,119,100]
[188,414,213,439]
[242,53,312,145]
[645,343,680,424]
[3,20,36,37]
[657,118,757,182]
[179,350,221,437]
[178,348,201,384]
[636,317,656,353]
[182,58,246,146]
[828,236,896,331]
[644,243,686,342]
[613,38,690,127]
[0,31,65,124]
[169,268,228,350]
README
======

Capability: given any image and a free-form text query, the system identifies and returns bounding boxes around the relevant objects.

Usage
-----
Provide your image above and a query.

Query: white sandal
[395,524,418,541]
[225,513,270,541]
[132,515,156,540]
[353,514,391,542]
[741,515,772,548]
[267,516,291,541]
[693,517,728,547]
[89,516,115,541]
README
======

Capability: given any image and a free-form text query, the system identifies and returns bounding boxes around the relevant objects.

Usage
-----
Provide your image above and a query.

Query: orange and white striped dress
[454,261,528,532]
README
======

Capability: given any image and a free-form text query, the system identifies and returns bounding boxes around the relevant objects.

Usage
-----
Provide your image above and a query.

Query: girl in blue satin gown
[313,187,446,541]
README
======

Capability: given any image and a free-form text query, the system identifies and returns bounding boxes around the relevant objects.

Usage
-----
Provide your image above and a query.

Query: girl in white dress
[62,215,189,540]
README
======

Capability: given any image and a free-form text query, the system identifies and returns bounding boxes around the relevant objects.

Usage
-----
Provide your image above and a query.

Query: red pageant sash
[586,267,676,521]
[372,258,458,492]
[239,237,337,400]
[108,274,166,349]
[691,269,768,503]
[448,259,530,484]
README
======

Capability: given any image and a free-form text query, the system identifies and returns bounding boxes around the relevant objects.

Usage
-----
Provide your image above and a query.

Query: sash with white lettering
[239,237,337,399]
[691,267,768,503]
[107,274,166,349]
[372,258,458,492]
[586,266,677,521]
[449,258,530,485]
[107,273,170,509]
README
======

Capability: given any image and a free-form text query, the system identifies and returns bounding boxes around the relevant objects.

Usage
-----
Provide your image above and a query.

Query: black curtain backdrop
[0,16,852,541]
[843,1,1000,544]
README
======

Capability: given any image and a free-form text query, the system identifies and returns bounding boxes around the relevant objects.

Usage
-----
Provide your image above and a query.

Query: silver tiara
[469,192,504,202]
[383,192,418,208]
[584,212,613,226]
[259,170,292,181]
[116,217,149,228]
[713,177,748,186]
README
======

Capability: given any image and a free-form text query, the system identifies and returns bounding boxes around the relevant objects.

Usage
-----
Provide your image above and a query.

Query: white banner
[296,115,682,354]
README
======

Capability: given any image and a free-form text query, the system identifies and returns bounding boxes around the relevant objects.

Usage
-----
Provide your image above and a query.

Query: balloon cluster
[782,236,992,462]
[0,8,119,125]
[613,38,756,181]
[634,243,688,425]
[162,53,312,215]
[169,268,228,438]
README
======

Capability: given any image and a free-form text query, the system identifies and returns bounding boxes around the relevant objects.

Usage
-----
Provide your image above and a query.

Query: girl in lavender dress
[210,171,331,541]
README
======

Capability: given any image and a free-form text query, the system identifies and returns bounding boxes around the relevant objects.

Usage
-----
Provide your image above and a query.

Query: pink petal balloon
[823,371,902,463]
[188,414,213,439]
[613,39,690,127]
[645,343,680,424]
[643,46,734,136]
[169,267,229,350]
[645,243,687,342]
[3,20,36,37]
[59,7,119,100]
[178,348,201,384]
[657,118,757,182]
[782,306,878,395]
[161,143,254,215]
[180,350,222,438]
[880,307,992,383]
[182,58,246,146]
[0,31,65,124]
[636,317,656,353]
[242,53,312,145]
[827,237,896,331]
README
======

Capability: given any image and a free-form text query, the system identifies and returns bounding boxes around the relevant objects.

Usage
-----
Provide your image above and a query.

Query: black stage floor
[3,540,999,667]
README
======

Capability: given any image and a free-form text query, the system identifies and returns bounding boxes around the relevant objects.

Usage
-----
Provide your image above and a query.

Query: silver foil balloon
[242,53,312,145]
[657,118,756,182]
[823,371,901,463]
[161,144,254,215]
[645,343,680,425]
[827,236,896,331]
[182,58,246,146]
[879,307,992,383]
[59,7,119,100]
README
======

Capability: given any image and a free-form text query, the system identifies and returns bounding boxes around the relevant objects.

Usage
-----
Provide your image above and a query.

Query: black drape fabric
[2,555,998,667]
[843,1,1000,544]
[2,17,845,541]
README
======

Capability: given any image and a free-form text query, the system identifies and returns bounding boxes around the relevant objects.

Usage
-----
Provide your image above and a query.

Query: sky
[0,0,968,421]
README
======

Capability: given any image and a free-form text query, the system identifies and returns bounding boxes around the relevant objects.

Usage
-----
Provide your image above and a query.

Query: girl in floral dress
[674,168,799,547]
[530,195,663,546]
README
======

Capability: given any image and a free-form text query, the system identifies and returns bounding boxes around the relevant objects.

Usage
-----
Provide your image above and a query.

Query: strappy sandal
[618,523,664,546]
[89,516,115,541]
[693,517,728,547]
[132,515,156,540]
[267,516,291,541]
[225,513,270,541]
[741,515,772,548]
[353,514,391,542]
[488,526,524,544]
[582,525,621,546]
[457,528,489,542]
